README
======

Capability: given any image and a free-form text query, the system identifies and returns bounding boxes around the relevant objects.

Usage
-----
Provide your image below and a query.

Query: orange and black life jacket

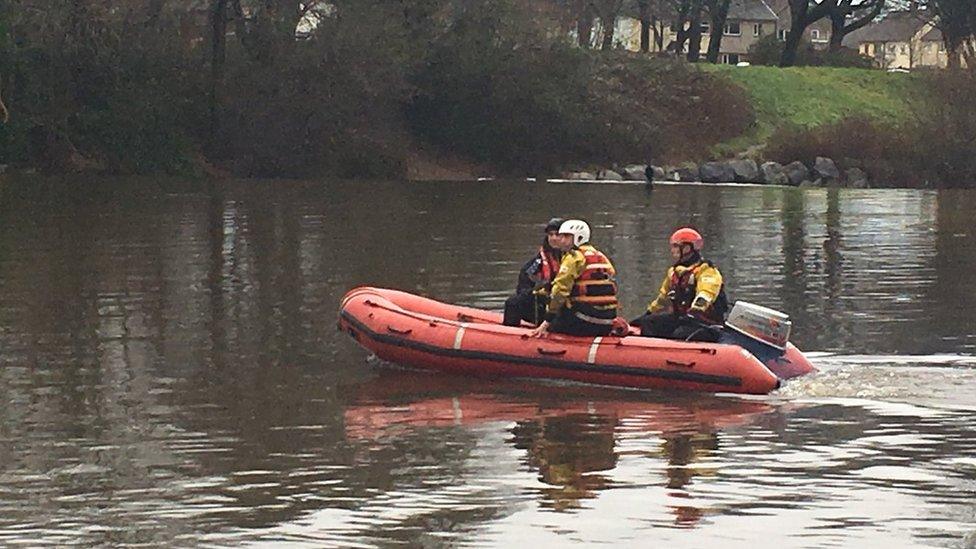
[569,246,618,308]
[537,247,561,284]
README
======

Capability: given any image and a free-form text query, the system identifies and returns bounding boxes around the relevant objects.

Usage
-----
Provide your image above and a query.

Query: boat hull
[338,287,814,395]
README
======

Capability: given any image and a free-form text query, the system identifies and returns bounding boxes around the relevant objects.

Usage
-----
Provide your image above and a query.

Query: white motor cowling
[725,301,792,350]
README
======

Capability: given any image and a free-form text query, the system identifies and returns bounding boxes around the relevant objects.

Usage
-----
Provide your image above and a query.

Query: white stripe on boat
[453,323,468,350]
[588,337,603,364]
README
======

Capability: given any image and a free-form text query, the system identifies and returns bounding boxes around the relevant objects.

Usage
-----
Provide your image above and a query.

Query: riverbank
[2,0,973,189]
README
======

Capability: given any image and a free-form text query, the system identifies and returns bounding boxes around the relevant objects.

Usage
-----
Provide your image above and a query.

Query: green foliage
[708,64,926,132]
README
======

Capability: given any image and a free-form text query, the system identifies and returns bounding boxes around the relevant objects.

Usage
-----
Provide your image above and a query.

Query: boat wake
[780,352,976,412]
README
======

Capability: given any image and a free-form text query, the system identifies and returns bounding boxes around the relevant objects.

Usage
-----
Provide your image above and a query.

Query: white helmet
[558,219,590,247]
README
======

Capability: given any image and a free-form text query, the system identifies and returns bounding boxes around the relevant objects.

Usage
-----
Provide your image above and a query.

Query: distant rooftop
[845,9,940,44]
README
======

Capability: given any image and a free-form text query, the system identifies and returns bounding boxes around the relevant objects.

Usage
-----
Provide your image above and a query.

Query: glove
[611,317,631,337]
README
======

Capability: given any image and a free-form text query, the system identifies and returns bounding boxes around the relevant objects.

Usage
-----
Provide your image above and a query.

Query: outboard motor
[720,301,793,365]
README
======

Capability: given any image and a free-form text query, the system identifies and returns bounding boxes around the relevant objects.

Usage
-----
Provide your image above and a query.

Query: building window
[778,29,788,41]
[900,44,907,55]
[724,22,741,36]
[811,29,821,40]
[701,21,711,34]
[722,53,741,64]
[754,24,762,37]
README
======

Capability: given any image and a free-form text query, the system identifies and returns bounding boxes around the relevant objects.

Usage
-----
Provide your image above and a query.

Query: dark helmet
[544,217,565,233]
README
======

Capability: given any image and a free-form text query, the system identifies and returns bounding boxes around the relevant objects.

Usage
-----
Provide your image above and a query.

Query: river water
[0,177,974,547]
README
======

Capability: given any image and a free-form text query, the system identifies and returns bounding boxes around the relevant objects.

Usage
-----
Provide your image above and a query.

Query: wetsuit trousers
[503,292,548,327]
[549,308,614,337]
[635,312,721,343]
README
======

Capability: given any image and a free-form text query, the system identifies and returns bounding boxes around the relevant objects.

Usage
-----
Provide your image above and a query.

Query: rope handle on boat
[537,347,567,356]
[352,297,509,336]
[387,326,413,335]
[666,360,695,368]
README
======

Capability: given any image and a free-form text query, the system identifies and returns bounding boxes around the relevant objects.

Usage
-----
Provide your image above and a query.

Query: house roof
[845,10,937,44]
[618,0,777,22]
[728,0,779,22]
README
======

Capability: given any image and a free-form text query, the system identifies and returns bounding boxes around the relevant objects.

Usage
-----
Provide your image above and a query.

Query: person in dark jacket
[503,218,565,327]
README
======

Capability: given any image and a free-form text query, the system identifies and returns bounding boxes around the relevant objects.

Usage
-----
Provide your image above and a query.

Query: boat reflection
[342,371,782,519]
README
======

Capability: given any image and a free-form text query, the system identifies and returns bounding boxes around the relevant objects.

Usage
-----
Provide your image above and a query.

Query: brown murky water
[0,177,974,547]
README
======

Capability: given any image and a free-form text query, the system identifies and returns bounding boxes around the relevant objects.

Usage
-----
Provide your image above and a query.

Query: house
[612,0,780,64]
[766,0,832,48]
[843,10,952,69]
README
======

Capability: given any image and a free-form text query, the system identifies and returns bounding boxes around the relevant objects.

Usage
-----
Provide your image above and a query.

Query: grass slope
[704,65,928,155]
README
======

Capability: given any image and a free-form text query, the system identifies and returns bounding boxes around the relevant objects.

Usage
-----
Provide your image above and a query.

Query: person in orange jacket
[632,228,729,342]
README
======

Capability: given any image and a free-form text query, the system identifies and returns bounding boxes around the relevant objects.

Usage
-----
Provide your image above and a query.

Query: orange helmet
[669,228,703,251]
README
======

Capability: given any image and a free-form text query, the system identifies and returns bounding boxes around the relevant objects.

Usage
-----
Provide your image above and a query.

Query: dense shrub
[408,0,754,171]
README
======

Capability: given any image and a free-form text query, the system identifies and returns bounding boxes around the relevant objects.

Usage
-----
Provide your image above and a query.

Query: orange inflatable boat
[338,287,815,395]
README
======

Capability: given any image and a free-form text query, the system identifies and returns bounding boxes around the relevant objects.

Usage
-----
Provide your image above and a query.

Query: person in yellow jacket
[530,219,619,338]
[632,227,729,342]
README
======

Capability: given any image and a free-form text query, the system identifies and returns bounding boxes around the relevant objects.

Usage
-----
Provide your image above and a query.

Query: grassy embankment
[705,65,929,157]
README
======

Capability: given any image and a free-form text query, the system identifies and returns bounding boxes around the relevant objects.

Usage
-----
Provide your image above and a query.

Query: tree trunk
[947,43,961,69]
[671,3,692,53]
[829,13,845,51]
[639,0,651,52]
[706,0,732,63]
[0,74,8,125]
[577,1,594,48]
[602,15,616,49]
[210,0,229,143]
[686,0,704,60]
[780,17,806,66]
[781,0,811,66]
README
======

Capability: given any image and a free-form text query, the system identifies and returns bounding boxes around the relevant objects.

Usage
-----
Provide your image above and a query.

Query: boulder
[598,169,623,181]
[799,178,823,188]
[783,161,810,186]
[813,156,841,181]
[729,159,760,183]
[699,161,736,183]
[759,162,788,185]
[566,171,596,180]
[622,164,647,181]
[669,163,699,182]
[650,165,666,181]
[845,167,869,188]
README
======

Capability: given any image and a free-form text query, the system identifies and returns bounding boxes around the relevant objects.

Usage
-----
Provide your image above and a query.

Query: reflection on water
[0,178,975,547]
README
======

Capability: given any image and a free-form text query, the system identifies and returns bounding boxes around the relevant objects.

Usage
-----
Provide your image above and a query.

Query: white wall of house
[613,16,774,62]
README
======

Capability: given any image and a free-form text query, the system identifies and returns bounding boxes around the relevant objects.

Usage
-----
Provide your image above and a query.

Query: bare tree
[210,0,230,141]
[780,0,838,66]
[921,0,975,69]
[705,0,732,62]
[637,0,652,51]
[0,74,8,124]
[685,0,704,60]
[827,0,885,52]
[593,0,625,49]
